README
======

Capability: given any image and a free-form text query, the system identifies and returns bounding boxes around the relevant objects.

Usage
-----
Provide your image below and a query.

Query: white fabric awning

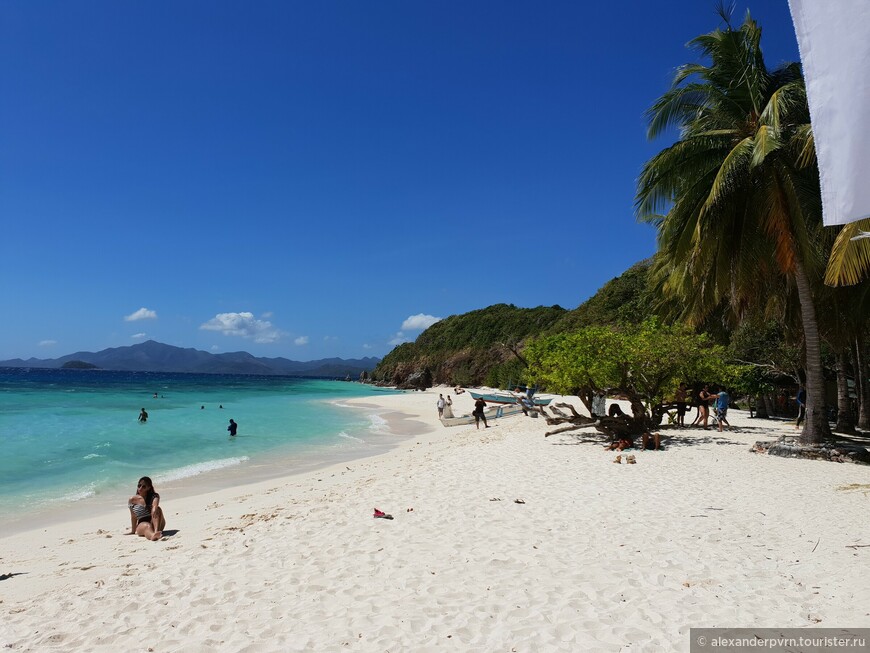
[789,0,870,226]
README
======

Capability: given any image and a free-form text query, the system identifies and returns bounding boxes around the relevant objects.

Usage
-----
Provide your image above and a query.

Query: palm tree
[636,11,831,444]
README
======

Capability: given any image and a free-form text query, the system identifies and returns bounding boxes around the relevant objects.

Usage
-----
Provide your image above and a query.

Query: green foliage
[548,261,654,333]
[728,319,802,383]
[635,11,823,327]
[635,11,836,442]
[526,321,744,414]
[414,304,567,352]
[484,358,527,390]
[375,342,417,375]
[372,304,567,386]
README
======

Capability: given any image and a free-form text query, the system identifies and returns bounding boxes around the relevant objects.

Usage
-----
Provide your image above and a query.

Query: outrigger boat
[468,389,553,406]
[440,403,526,427]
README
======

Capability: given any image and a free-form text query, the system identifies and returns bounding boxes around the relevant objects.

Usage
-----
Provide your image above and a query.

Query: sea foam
[64,485,97,502]
[336,431,365,443]
[156,457,250,483]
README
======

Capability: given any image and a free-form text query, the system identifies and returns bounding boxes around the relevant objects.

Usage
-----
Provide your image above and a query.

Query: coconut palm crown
[635,11,830,443]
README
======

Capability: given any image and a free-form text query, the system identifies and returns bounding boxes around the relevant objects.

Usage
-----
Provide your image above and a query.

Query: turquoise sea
[0,368,401,530]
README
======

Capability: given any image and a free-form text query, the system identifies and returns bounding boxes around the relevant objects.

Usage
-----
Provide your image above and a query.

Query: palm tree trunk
[754,394,769,418]
[763,392,776,417]
[856,335,870,430]
[793,259,830,444]
[835,351,855,433]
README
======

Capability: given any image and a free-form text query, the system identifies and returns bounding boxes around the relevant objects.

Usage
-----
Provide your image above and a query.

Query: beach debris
[373,508,393,520]
[837,483,870,494]
[613,455,622,464]
[513,499,525,504]
[626,454,636,464]
[489,497,502,501]
[406,507,414,512]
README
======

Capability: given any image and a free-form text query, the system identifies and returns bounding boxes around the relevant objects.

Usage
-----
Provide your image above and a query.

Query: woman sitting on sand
[127,476,165,541]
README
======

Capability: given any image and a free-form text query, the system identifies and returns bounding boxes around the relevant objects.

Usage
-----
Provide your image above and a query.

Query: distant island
[0,340,380,378]
[61,360,100,370]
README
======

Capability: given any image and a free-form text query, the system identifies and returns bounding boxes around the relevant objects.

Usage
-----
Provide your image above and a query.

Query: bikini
[129,493,158,524]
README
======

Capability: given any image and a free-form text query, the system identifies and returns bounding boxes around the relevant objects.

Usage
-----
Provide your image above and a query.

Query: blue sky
[0,1,800,362]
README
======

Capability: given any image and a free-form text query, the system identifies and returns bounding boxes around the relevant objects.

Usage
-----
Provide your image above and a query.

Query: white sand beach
[2,389,869,651]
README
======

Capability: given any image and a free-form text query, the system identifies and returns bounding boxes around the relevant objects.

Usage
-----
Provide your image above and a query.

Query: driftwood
[548,404,571,418]
[544,424,593,438]
[544,402,649,440]
[548,402,583,418]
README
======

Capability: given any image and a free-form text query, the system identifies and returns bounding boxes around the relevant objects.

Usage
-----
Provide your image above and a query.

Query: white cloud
[210,345,220,352]
[125,307,157,322]
[388,332,410,346]
[362,343,372,350]
[131,333,147,340]
[294,336,309,346]
[199,311,283,344]
[38,339,57,347]
[401,313,441,331]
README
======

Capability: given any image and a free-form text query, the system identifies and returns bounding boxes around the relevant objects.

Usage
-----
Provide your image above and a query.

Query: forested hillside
[371,261,653,387]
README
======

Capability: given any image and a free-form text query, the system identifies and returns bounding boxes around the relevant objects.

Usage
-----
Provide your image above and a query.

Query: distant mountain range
[0,340,381,378]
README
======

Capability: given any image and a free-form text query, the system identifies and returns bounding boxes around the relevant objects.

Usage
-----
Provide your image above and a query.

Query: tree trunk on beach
[763,392,776,418]
[543,402,597,437]
[754,394,769,418]
[794,260,831,444]
[543,401,651,441]
[856,335,870,431]
[835,352,856,434]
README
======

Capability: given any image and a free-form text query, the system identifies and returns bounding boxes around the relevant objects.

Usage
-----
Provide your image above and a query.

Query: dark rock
[397,369,432,391]
[752,440,870,465]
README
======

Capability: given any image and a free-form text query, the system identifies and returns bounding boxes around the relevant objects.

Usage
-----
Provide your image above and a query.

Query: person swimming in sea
[138,408,148,423]
[127,476,165,541]
[227,418,237,436]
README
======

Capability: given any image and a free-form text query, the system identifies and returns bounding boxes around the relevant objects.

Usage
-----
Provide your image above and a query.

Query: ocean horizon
[0,368,402,531]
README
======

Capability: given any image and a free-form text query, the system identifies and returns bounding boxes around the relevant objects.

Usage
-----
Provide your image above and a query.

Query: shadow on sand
[544,424,775,449]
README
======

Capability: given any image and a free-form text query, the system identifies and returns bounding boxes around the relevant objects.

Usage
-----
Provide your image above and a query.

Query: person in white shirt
[591,390,607,419]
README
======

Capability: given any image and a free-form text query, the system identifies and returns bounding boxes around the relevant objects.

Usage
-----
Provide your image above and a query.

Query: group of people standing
[437,393,491,429]
[672,383,731,431]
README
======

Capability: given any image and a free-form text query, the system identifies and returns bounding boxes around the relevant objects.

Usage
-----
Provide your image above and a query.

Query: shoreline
[3,388,869,650]
[0,394,429,537]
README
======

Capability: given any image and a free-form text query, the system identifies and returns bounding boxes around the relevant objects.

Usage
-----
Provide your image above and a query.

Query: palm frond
[794,124,815,168]
[824,218,870,286]
[701,137,752,216]
[751,125,781,167]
